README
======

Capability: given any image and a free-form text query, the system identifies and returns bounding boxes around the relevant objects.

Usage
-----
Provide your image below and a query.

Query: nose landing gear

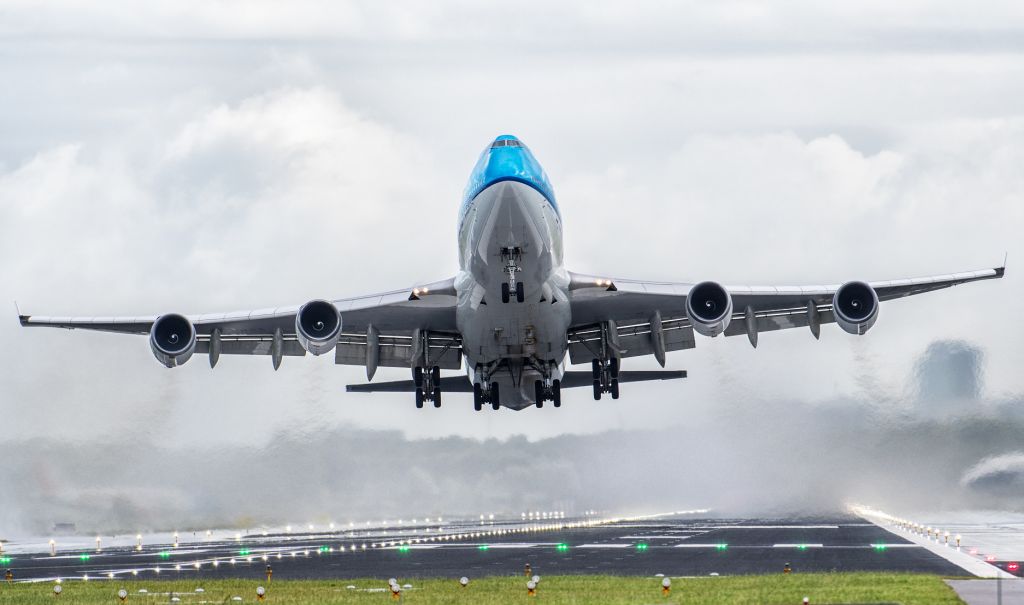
[500,247,525,303]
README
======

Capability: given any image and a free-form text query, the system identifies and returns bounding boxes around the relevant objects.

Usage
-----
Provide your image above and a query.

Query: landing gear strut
[500,247,525,303]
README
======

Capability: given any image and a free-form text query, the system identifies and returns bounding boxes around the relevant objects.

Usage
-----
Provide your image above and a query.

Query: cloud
[2,4,1023,533]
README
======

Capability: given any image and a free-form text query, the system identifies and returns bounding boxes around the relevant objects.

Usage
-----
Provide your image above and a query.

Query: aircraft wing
[18,277,460,370]
[566,264,1005,365]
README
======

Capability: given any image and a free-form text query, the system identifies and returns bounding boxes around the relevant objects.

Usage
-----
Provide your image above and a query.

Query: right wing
[566,264,1004,365]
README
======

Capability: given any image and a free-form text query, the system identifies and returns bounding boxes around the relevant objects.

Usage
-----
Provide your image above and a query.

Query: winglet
[995,252,1007,278]
[14,301,29,326]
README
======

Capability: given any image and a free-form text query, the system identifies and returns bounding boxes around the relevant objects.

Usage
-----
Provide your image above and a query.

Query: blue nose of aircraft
[462,135,558,214]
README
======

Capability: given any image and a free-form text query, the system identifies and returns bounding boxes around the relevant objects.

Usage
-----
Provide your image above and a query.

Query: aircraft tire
[516,281,524,303]
[415,388,424,408]
[490,381,500,410]
[592,380,602,400]
[413,367,423,387]
[552,379,561,407]
[473,383,483,411]
[433,388,442,407]
[501,283,510,303]
[610,379,619,399]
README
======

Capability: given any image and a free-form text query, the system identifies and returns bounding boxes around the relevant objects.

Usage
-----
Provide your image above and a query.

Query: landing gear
[532,360,562,408]
[473,377,501,411]
[534,377,562,408]
[591,356,620,400]
[500,246,525,303]
[413,364,443,408]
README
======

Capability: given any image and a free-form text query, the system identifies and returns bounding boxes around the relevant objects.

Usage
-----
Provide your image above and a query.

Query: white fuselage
[455,181,571,409]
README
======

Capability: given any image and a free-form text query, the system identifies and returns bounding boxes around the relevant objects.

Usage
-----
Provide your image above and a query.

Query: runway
[0,512,973,582]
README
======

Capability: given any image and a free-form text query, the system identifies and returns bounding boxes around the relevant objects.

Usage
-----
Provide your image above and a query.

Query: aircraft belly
[455,181,570,409]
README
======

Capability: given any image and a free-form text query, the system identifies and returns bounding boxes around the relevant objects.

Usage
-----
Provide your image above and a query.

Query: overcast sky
[1,2,1022,532]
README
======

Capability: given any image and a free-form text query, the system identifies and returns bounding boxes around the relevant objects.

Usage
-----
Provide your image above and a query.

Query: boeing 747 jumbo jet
[20,135,1005,410]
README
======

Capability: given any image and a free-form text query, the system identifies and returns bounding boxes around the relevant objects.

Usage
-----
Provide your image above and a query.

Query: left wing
[566,264,1004,365]
[19,277,460,372]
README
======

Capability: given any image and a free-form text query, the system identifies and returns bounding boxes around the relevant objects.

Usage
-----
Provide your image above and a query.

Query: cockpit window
[491,139,522,148]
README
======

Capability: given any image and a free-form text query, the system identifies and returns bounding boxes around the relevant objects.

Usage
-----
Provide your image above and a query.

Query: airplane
[19,134,1005,411]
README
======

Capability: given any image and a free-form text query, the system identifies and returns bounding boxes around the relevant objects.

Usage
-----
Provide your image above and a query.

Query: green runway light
[715,543,728,551]
[636,543,649,552]
[556,543,569,552]
[397,545,410,553]
[158,551,171,559]
[78,554,91,561]
[1,556,12,564]
[318,546,329,553]
[797,544,808,551]
[874,544,887,551]
[238,549,250,556]
[477,545,489,551]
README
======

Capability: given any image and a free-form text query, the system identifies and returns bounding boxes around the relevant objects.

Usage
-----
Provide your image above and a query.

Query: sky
[1,1,1022,534]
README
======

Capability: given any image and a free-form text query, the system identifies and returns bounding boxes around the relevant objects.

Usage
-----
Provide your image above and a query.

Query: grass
[0,573,966,604]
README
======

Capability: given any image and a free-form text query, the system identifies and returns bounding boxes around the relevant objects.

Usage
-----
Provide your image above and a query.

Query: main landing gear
[592,357,619,400]
[413,365,442,408]
[500,246,525,303]
[534,378,561,408]
[473,381,501,411]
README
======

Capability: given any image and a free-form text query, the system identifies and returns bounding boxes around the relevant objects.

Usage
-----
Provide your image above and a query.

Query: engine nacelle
[686,281,733,337]
[149,313,196,368]
[296,299,342,355]
[833,280,879,335]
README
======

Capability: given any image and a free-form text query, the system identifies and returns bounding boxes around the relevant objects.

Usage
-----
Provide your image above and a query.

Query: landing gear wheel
[490,382,500,410]
[473,383,483,411]
[501,282,510,304]
[591,359,601,379]
[413,367,424,387]
[609,357,619,379]
[433,388,442,407]
[610,379,620,400]
[515,281,524,303]
[535,380,544,407]
[593,380,602,401]
[415,388,424,408]
[552,379,561,407]
[431,365,441,384]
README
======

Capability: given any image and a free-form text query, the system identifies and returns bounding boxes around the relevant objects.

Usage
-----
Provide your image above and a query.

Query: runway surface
[0,512,972,582]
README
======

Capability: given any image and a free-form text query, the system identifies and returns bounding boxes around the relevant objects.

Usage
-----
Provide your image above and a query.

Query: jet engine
[149,313,196,368]
[686,281,733,337]
[833,280,879,335]
[296,299,342,355]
